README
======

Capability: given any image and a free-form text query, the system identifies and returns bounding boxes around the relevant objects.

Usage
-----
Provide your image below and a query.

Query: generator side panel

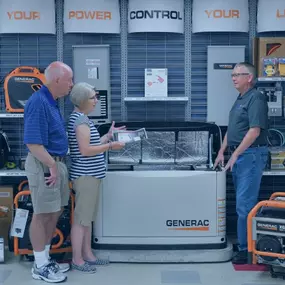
[216,171,227,237]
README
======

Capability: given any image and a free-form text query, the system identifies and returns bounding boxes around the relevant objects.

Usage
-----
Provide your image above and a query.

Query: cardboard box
[0,186,14,245]
[253,37,285,77]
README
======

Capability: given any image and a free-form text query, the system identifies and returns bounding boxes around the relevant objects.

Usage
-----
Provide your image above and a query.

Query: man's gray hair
[70,82,95,107]
[234,62,256,79]
[44,62,72,83]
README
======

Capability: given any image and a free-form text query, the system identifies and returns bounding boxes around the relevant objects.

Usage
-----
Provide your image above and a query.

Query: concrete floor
[1,250,285,285]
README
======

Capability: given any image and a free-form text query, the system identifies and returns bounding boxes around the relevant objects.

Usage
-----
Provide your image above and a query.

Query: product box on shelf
[0,186,14,245]
[253,37,285,78]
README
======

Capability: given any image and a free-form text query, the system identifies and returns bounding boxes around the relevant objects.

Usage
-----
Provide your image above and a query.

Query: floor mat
[232,263,269,271]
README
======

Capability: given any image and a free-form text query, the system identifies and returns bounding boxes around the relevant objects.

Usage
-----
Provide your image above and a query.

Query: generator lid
[97,121,222,167]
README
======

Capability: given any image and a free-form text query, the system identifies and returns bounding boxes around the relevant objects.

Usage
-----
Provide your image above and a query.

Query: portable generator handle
[13,66,41,75]
[18,180,29,192]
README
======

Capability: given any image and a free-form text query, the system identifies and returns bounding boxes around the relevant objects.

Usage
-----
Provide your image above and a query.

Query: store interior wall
[0,0,285,237]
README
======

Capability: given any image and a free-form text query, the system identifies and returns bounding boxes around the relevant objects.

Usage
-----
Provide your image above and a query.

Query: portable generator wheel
[270,266,285,280]
[256,235,282,262]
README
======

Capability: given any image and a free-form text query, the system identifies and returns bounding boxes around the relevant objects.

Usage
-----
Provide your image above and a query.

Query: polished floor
[0,250,285,285]
[1,250,285,285]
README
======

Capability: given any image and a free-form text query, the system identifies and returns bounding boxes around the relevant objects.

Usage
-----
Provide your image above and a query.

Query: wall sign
[192,0,249,33]
[257,0,285,32]
[128,0,184,34]
[64,0,120,34]
[0,0,55,34]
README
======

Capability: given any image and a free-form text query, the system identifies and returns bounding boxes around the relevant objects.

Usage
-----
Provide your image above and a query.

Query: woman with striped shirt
[67,82,125,273]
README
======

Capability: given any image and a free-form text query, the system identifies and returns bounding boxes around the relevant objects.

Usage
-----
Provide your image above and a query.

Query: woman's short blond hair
[69,82,95,108]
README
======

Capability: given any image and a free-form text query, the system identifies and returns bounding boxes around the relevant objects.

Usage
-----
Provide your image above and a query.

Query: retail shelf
[124,97,189,102]
[0,169,283,177]
[258,77,285,82]
[263,170,285,176]
[0,169,26,177]
[0,113,24,118]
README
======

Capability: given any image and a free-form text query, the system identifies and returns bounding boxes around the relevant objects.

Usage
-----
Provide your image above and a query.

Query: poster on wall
[64,0,120,34]
[145,69,168,97]
[128,0,184,34]
[192,0,249,33]
[257,0,285,32]
[0,0,55,34]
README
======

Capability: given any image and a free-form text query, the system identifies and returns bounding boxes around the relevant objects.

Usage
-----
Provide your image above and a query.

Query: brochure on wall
[113,128,148,143]
[145,68,168,97]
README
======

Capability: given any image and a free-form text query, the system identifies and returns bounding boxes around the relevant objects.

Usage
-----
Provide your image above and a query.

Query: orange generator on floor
[247,192,285,278]
[9,180,74,261]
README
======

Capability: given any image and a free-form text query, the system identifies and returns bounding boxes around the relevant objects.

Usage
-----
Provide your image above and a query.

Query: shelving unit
[0,169,26,177]
[124,97,189,102]
[258,77,285,82]
[0,113,24,118]
[0,112,25,177]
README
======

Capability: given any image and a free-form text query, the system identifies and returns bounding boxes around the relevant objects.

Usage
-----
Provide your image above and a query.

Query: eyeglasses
[231,73,250,78]
[89,91,100,100]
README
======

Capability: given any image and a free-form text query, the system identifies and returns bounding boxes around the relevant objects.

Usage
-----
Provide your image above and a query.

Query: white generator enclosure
[93,122,233,263]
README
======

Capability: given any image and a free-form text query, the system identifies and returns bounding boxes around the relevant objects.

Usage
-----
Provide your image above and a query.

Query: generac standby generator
[93,121,233,263]
[3,66,45,113]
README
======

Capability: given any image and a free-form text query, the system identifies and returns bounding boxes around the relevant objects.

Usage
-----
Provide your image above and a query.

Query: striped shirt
[23,85,68,156]
[67,111,106,181]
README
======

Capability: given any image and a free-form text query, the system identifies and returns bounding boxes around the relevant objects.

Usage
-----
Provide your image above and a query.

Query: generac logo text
[69,11,112,20]
[7,11,40,20]
[277,9,285,18]
[205,9,240,19]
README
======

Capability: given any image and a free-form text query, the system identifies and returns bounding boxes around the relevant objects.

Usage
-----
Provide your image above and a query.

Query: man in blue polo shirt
[24,61,73,283]
[214,62,268,264]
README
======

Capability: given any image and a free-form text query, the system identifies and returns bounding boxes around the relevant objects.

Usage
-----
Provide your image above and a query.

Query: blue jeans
[231,146,268,251]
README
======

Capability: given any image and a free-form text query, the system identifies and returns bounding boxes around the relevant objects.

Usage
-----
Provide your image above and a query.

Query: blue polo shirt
[23,85,68,156]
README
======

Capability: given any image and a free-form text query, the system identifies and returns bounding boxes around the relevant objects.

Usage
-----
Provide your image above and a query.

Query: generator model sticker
[166,219,210,231]
[256,221,285,233]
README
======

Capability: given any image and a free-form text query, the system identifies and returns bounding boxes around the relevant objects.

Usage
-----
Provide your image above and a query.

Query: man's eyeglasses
[231,73,250,78]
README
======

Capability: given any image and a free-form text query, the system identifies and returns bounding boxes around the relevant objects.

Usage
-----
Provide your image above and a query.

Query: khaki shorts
[25,153,70,214]
[72,176,101,227]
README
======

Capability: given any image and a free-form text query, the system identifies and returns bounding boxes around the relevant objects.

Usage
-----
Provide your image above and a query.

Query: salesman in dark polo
[214,62,269,264]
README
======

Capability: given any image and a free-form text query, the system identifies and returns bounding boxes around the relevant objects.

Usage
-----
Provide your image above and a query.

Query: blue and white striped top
[67,111,106,181]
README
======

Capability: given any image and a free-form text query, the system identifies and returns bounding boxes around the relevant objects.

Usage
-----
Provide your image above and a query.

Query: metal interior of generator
[100,122,222,171]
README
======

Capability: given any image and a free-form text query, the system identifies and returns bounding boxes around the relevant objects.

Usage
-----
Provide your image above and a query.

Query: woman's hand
[110,141,125,150]
[107,121,126,140]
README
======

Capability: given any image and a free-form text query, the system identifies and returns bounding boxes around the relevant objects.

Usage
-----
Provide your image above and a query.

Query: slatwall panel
[62,34,121,122]
[191,32,249,121]
[127,32,185,121]
[0,34,57,161]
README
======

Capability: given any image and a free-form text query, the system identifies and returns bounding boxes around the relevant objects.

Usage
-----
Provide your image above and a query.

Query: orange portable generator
[2,66,46,113]
[9,180,74,261]
[247,192,285,278]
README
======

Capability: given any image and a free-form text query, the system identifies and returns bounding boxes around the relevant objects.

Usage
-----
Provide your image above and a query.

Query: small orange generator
[8,180,74,261]
[247,192,285,278]
[2,66,45,113]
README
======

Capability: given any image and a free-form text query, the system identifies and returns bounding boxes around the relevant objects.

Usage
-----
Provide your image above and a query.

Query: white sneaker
[32,262,67,283]
[49,259,70,273]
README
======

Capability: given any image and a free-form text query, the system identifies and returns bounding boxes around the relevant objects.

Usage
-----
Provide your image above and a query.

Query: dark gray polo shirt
[227,87,268,147]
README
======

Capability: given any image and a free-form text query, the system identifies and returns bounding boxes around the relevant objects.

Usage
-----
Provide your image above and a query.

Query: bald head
[45,61,72,84]
[44,61,73,98]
